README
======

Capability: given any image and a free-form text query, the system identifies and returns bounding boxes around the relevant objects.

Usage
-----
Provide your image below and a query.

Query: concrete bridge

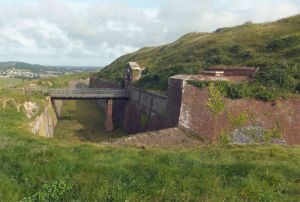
[48,88,129,132]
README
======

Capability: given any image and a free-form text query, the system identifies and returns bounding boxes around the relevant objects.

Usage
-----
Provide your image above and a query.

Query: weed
[21,179,73,202]
[219,131,231,144]
[228,112,249,129]
[207,83,225,116]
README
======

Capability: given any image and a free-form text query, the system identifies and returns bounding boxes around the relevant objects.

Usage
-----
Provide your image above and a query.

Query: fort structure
[124,62,145,89]
[53,63,299,145]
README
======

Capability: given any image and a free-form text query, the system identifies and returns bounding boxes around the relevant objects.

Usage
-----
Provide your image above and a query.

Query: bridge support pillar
[105,99,114,132]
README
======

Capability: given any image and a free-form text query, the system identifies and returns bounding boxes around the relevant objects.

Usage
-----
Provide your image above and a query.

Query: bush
[255,64,297,91]
[226,82,249,99]
[266,35,300,51]
[207,83,225,115]
[251,85,277,101]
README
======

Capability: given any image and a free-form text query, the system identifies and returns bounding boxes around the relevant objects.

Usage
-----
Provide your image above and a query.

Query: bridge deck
[48,88,129,99]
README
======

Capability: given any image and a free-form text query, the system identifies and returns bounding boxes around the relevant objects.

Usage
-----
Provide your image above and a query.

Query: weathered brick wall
[208,67,257,77]
[122,88,168,133]
[166,77,184,127]
[178,81,300,144]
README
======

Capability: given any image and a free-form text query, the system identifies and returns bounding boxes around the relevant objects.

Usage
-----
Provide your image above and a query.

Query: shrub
[266,35,300,51]
[251,85,276,101]
[187,80,209,89]
[255,64,297,91]
[207,83,225,115]
[225,82,249,99]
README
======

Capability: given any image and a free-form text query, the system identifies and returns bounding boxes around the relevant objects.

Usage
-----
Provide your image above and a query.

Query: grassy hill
[98,15,300,91]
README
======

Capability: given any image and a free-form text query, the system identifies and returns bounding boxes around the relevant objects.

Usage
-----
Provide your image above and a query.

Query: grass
[0,126,300,201]
[98,14,300,91]
[0,94,299,201]
[54,100,126,143]
[0,74,299,201]
[0,78,24,89]
[36,73,89,88]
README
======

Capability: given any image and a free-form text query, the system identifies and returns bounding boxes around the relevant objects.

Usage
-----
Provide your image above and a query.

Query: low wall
[208,67,257,77]
[32,98,60,138]
[178,81,300,144]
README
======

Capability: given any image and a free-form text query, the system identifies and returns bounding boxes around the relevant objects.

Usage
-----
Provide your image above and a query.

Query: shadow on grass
[56,100,128,143]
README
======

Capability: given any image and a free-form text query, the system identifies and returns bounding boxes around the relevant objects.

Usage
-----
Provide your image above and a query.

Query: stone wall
[122,88,168,133]
[166,77,184,127]
[32,98,59,138]
[177,80,300,144]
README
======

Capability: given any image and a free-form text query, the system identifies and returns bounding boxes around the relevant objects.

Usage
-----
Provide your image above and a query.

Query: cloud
[0,0,299,66]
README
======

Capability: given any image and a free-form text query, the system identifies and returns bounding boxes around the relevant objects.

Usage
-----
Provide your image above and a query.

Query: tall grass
[0,101,299,201]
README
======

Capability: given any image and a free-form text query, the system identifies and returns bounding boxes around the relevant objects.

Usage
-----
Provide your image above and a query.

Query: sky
[0,0,299,66]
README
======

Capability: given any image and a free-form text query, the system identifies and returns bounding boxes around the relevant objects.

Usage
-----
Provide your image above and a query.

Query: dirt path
[102,127,203,148]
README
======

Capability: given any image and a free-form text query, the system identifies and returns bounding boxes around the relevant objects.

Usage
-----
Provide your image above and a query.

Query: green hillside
[98,15,300,91]
[0,61,47,73]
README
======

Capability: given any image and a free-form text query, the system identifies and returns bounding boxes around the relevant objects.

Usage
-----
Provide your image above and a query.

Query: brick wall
[208,67,257,77]
[122,88,168,133]
[178,80,300,144]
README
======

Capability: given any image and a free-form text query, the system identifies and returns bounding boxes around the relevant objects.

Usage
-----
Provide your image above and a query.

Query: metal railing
[48,88,129,99]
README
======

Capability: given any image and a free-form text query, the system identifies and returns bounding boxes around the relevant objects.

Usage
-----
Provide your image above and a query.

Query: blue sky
[0,0,299,66]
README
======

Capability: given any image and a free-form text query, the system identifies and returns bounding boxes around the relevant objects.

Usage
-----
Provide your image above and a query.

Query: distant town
[0,62,100,79]
[0,68,64,79]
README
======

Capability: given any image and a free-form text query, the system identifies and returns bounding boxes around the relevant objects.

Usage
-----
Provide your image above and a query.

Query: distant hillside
[98,14,300,90]
[0,61,101,73]
[0,61,48,73]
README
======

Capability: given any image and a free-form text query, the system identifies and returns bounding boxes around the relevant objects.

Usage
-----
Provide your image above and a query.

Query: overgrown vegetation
[98,15,300,92]
[188,63,299,101]
[207,83,225,115]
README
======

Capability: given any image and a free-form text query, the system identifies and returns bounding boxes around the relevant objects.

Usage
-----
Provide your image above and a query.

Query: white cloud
[0,0,299,66]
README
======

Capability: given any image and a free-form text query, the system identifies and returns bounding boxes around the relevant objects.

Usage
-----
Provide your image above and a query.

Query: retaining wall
[32,98,61,138]
[122,88,168,133]
[176,80,300,144]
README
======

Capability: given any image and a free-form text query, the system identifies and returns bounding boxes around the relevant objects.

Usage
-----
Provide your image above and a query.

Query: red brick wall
[179,83,300,144]
[208,67,256,77]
